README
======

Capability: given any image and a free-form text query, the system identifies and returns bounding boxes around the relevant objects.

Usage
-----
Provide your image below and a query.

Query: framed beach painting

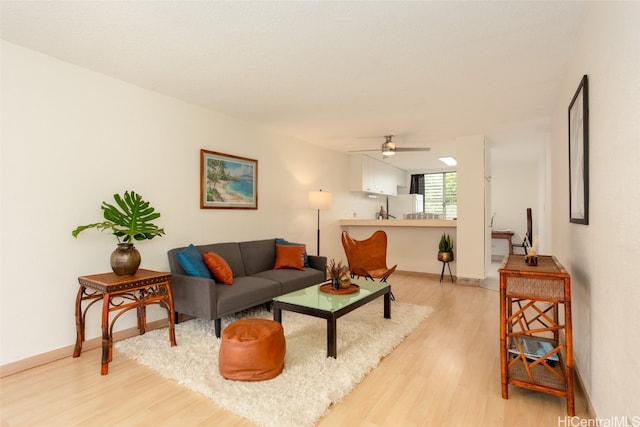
[568,75,589,225]
[200,149,258,209]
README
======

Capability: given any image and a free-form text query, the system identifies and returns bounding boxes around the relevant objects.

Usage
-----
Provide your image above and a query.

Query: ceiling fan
[348,135,431,158]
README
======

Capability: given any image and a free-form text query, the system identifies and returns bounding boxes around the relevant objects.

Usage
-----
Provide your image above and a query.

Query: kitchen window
[410,172,457,220]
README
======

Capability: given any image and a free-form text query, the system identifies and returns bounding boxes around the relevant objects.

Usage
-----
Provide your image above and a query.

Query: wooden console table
[498,254,574,415]
[492,230,515,254]
[73,269,176,375]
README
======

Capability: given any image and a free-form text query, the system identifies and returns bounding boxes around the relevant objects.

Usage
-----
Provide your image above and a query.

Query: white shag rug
[116,300,432,427]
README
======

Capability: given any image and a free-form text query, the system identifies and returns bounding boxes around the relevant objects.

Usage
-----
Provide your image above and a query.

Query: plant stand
[437,250,454,283]
[439,260,454,283]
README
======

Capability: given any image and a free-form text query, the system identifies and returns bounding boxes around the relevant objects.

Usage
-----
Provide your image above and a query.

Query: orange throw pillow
[203,252,234,285]
[274,244,305,271]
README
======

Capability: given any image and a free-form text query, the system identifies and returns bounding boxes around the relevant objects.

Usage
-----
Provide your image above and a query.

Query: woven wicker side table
[73,269,176,375]
[498,254,574,416]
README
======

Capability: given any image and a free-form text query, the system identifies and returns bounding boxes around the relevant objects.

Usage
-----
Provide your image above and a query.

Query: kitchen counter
[339,219,457,275]
[339,219,456,228]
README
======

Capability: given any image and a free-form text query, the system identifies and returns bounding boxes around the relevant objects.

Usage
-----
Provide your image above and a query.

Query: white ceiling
[1,1,585,170]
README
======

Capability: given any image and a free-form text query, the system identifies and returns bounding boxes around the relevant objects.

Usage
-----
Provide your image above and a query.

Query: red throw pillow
[274,244,305,271]
[202,252,234,285]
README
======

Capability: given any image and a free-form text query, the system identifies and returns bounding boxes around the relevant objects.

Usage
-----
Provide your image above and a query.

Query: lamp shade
[308,190,332,210]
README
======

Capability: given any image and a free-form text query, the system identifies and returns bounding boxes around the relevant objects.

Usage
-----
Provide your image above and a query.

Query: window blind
[419,172,457,220]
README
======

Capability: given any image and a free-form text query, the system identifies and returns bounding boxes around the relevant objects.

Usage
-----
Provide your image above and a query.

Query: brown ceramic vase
[110,243,141,276]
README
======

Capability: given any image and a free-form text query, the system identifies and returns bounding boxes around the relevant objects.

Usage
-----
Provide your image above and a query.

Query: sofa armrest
[170,273,219,320]
[307,255,327,277]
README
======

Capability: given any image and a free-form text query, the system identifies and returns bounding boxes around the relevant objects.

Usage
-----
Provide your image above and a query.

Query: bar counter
[339,219,457,275]
[338,219,456,228]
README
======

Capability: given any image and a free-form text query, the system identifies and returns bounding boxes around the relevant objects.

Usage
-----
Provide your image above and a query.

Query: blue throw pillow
[276,237,310,267]
[176,244,212,278]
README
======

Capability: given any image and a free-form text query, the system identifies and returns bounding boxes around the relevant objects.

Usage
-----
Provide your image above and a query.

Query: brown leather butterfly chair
[341,230,397,284]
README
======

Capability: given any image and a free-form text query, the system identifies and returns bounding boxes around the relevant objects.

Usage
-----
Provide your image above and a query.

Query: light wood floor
[1,273,587,426]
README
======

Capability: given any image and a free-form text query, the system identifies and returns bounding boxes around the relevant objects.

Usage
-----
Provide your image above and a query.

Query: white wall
[403,135,487,280]
[490,158,542,257]
[454,135,487,280]
[549,2,640,418]
[0,41,355,365]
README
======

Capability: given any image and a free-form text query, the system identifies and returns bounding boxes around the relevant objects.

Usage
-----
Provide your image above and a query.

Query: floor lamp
[308,190,332,256]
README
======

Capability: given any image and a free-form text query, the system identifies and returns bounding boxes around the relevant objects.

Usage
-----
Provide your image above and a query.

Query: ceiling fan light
[381,141,396,156]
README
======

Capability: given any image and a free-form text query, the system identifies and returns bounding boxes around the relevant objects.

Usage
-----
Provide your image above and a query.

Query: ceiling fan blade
[348,149,379,153]
[394,147,431,152]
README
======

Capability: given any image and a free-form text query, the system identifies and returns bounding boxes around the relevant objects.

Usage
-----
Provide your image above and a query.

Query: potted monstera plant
[437,233,454,263]
[72,190,165,275]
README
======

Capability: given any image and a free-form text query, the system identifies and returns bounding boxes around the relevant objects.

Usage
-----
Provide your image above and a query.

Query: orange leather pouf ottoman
[219,318,285,381]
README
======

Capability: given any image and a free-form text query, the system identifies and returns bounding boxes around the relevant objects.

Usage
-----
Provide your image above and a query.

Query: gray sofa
[167,238,327,337]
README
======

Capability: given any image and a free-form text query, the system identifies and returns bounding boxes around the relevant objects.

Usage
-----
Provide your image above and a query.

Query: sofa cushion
[253,268,326,294]
[203,252,234,285]
[195,242,246,278]
[216,276,281,316]
[276,237,310,267]
[274,244,305,270]
[176,244,212,279]
[239,239,277,275]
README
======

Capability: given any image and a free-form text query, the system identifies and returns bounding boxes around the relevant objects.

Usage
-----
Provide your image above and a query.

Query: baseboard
[396,270,482,286]
[396,270,461,283]
[395,270,442,279]
[0,318,170,378]
[574,365,597,419]
[455,277,480,287]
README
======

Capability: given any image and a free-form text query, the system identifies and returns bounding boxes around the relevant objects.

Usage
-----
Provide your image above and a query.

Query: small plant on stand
[438,233,454,262]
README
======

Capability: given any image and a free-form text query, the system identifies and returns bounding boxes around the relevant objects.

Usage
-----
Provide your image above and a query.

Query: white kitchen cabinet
[396,167,407,187]
[349,155,375,192]
[349,155,402,196]
[374,160,397,195]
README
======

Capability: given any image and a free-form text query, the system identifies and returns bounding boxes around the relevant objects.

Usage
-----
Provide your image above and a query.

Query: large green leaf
[72,190,165,242]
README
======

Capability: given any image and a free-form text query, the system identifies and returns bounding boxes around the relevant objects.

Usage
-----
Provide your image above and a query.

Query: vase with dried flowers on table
[320,259,360,294]
[327,259,350,290]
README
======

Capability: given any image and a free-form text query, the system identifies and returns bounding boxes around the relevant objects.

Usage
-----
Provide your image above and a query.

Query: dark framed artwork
[200,149,258,209]
[568,74,589,225]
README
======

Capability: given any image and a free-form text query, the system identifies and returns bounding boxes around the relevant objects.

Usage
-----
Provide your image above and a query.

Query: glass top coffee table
[273,279,391,358]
